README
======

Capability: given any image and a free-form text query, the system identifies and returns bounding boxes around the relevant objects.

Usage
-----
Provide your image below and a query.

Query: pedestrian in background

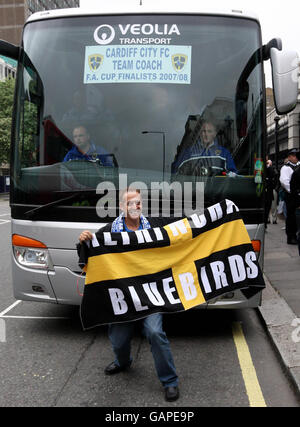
[265,157,277,228]
[290,163,300,254]
[279,149,300,244]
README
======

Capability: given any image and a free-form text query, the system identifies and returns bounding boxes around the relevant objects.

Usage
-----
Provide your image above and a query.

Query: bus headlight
[13,246,53,270]
[12,234,53,270]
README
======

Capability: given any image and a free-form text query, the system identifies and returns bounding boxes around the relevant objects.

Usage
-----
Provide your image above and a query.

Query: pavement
[260,217,300,398]
[1,191,299,399]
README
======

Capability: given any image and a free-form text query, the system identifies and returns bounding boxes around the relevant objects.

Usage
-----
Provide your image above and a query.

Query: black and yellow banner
[79,200,265,329]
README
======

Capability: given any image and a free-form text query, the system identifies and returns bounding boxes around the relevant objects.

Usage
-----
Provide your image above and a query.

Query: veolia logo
[94,24,180,45]
[94,25,116,45]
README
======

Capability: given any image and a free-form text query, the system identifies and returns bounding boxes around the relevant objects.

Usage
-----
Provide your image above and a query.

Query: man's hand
[79,230,93,243]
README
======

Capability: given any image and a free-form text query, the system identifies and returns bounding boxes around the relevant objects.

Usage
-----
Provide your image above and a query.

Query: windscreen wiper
[24,192,90,219]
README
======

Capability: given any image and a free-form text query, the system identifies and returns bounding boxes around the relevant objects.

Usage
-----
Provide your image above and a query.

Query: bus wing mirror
[270,48,299,115]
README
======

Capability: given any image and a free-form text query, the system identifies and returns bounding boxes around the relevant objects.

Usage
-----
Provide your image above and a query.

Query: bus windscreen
[11,14,264,223]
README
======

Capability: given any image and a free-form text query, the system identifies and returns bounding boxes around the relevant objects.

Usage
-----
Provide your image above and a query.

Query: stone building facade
[0,0,79,45]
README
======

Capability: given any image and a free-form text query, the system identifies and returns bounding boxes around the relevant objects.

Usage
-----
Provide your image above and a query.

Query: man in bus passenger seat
[63,125,113,166]
[171,119,237,176]
[78,189,179,403]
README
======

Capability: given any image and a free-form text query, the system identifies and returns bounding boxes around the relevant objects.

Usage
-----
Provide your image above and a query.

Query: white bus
[0,1,298,307]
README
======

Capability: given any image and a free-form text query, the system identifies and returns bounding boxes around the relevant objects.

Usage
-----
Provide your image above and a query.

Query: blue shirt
[63,142,113,166]
[171,139,237,174]
[123,218,143,232]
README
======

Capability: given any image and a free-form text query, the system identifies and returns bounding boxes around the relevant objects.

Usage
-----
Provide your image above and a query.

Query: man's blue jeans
[108,313,178,388]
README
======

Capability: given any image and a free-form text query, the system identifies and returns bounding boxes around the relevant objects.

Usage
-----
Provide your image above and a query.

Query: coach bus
[0,1,298,308]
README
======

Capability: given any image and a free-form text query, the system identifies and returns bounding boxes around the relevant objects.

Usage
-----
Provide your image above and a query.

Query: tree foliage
[0,78,15,165]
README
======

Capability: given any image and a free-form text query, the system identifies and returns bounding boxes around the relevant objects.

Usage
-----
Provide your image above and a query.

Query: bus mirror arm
[236,38,282,88]
[0,39,20,61]
[0,41,43,92]
[262,38,282,61]
[237,37,298,116]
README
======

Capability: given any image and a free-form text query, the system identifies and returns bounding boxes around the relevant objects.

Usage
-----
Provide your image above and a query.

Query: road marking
[0,300,70,320]
[1,315,70,320]
[232,322,267,407]
[0,300,21,317]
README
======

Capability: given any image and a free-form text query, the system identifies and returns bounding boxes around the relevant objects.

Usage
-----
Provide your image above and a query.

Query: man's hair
[200,114,218,132]
[289,153,299,159]
[73,125,88,133]
[201,120,216,128]
[119,188,141,204]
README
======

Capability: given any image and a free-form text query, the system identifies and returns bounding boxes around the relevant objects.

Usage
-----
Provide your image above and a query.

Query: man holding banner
[78,188,180,402]
[78,190,265,403]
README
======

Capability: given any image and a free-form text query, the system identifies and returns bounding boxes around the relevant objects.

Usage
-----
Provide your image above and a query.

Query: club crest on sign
[172,54,188,71]
[88,54,104,71]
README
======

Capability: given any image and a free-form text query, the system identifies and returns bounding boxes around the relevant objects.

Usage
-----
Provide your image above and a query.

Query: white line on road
[0,300,21,317]
[1,315,70,320]
[0,300,70,320]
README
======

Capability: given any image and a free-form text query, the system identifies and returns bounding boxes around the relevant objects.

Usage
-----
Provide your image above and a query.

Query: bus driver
[171,119,237,176]
[64,125,113,166]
